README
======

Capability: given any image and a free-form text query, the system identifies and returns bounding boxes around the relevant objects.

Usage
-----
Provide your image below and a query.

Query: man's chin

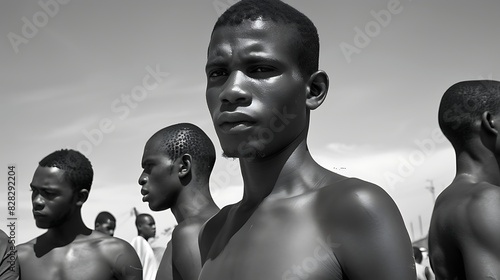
[149,202,169,212]
[35,221,51,229]
[222,148,267,160]
[222,145,259,159]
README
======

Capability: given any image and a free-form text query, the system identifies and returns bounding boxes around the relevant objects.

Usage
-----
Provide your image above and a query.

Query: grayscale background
[1,0,499,252]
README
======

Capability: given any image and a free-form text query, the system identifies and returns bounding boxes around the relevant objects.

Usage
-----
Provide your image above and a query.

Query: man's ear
[75,188,89,206]
[305,70,329,110]
[178,154,192,179]
[481,111,500,153]
[481,111,497,135]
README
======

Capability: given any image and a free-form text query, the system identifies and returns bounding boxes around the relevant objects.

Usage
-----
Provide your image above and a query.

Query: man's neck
[239,138,326,204]
[456,149,500,186]
[171,182,219,224]
[44,212,91,245]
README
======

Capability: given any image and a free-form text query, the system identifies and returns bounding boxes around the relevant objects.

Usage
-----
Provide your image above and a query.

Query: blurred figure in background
[413,246,435,280]
[131,214,157,280]
[95,211,116,237]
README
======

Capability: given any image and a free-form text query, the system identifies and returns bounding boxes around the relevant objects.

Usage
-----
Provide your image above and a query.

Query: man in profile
[198,0,415,279]
[95,211,116,236]
[138,123,219,280]
[131,214,158,280]
[18,149,142,280]
[429,80,500,279]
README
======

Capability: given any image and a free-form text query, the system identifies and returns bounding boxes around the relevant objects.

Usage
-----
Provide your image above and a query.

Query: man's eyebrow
[242,55,282,65]
[29,183,56,191]
[205,59,227,71]
[206,56,282,71]
[141,158,154,168]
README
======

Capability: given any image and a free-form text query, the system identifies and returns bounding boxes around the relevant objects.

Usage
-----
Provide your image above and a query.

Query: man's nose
[219,70,251,105]
[32,194,44,211]
[138,173,148,185]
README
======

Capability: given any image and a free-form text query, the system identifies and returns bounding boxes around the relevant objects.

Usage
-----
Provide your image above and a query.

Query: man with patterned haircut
[139,123,219,280]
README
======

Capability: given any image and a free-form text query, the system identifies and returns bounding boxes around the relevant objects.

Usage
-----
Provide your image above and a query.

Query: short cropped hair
[135,213,154,228]
[39,149,93,192]
[95,211,116,225]
[150,123,216,180]
[438,80,500,150]
[212,0,319,77]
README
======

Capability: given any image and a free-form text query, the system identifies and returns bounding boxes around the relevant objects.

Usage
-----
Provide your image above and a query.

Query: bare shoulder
[172,220,203,245]
[89,232,142,279]
[0,230,9,242]
[463,183,500,233]
[17,238,36,250]
[199,204,235,263]
[199,203,234,238]
[315,177,414,278]
[91,232,137,256]
[316,177,399,217]
[313,176,407,241]
[435,181,500,230]
[468,181,500,203]
[73,231,141,267]
[432,182,500,278]
[17,237,37,260]
[171,222,203,260]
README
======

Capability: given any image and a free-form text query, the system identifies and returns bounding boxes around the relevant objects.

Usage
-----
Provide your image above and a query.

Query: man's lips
[216,113,256,133]
[141,189,149,201]
[32,211,45,218]
[219,121,255,132]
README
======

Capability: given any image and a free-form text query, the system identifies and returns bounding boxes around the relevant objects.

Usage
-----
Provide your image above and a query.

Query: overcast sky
[1,0,499,248]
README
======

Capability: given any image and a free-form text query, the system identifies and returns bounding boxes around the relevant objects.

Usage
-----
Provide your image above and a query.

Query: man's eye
[248,66,278,78]
[252,67,272,73]
[41,191,56,198]
[209,70,227,78]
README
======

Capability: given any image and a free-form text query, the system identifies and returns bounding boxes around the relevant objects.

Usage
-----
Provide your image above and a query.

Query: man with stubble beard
[198,0,415,279]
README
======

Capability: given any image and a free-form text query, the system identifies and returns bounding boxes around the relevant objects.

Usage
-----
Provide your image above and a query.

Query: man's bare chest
[200,202,344,279]
[21,245,115,280]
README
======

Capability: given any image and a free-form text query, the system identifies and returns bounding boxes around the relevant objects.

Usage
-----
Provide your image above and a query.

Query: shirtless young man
[429,80,500,279]
[18,149,142,280]
[198,1,416,279]
[138,123,220,280]
[95,211,116,237]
